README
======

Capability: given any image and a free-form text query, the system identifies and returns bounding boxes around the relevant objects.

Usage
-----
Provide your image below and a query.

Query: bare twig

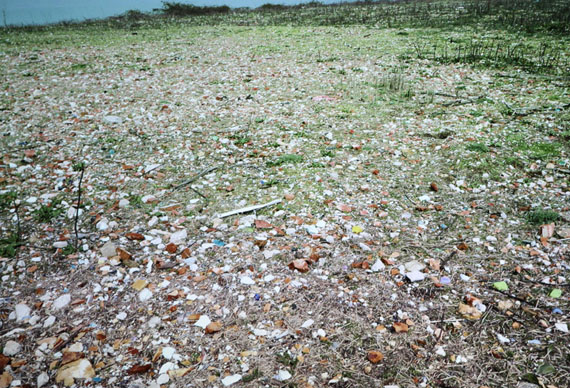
[217,199,282,219]
[73,163,85,251]
[171,165,220,192]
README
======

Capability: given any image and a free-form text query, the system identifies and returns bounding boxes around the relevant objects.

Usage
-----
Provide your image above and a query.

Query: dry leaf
[205,321,222,334]
[165,243,178,254]
[367,350,384,364]
[430,182,439,192]
[0,372,12,388]
[457,242,469,251]
[428,259,440,271]
[255,219,272,229]
[458,303,482,320]
[125,232,145,241]
[127,364,152,375]
[393,322,409,333]
[336,203,352,212]
[288,259,309,273]
[61,352,84,366]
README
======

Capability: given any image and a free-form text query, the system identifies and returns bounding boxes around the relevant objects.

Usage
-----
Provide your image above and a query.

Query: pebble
[118,199,130,208]
[555,322,568,333]
[301,319,314,329]
[53,294,71,310]
[276,370,292,381]
[44,315,56,327]
[156,374,169,385]
[158,362,176,375]
[55,359,95,385]
[221,374,242,386]
[116,312,127,321]
[240,276,255,285]
[406,271,426,282]
[15,304,31,321]
[170,229,187,244]
[138,288,153,302]
[37,372,49,387]
[162,346,176,360]
[404,260,426,272]
[435,346,446,357]
[371,259,385,272]
[103,115,123,124]
[53,241,68,249]
[194,315,211,329]
[100,241,117,258]
[3,340,22,356]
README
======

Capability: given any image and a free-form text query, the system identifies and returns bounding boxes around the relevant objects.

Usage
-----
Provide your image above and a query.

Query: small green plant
[242,368,262,383]
[320,149,335,157]
[276,352,298,370]
[527,142,561,159]
[232,135,251,145]
[526,209,560,225]
[72,161,86,171]
[0,232,21,258]
[266,154,303,167]
[466,142,490,153]
[0,191,17,211]
[33,204,64,223]
[61,244,77,256]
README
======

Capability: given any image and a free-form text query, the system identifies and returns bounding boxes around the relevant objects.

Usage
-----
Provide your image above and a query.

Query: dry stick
[171,165,220,192]
[74,166,85,251]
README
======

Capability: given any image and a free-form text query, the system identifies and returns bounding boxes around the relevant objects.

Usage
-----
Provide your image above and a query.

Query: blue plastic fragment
[213,239,225,247]
[552,308,563,314]
[93,377,102,383]
[254,294,261,301]
[440,224,447,229]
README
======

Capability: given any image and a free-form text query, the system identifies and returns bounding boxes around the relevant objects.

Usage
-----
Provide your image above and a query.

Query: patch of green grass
[276,352,298,370]
[0,191,17,211]
[231,135,251,145]
[266,154,303,167]
[242,368,262,383]
[0,232,21,258]
[527,142,561,159]
[526,209,560,225]
[466,142,490,153]
[34,203,64,223]
[320,149,335,157]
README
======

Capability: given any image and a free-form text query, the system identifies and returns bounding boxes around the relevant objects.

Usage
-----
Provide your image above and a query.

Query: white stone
[221,374,242,386]
[169,229,187,244]
[100,241,117,258]
[158,362,176,375]
[301,319,314,329]
[68,343,84,352]
[194,315,211,329]
[53,294,71,310]
[138,288,153,302]
[156,374,170,385]
[435,346,446,357]
[371,259,385,272]
[3,340,22,356]
[162,347,176,360]
[43,315,56,328]
[555,322,568,333]
[404,260,426,272]
[240,276,255,285]
[103,115,123,124]
[148,316,161,328]
[497,333,510,344]
[15,304,31,321]
[53,241,68,249]
[141,195,156,204]
[277,370,292,381]
[406,271,425,282]
[118,199,130,208]
[96,219,109,231]
[37,372,49,388]
[116,312,127,321]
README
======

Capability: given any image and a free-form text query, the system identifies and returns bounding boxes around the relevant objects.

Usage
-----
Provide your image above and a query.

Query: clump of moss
[266,154,303,167]
[526,209,560,225]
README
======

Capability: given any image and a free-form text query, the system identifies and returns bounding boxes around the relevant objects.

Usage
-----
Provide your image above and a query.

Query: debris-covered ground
[0,1,569,387]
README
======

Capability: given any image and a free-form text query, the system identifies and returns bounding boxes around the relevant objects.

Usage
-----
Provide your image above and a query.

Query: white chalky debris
[138,288,153,302]
[194,315,211,329]
[53,294,71,310]
[276,370,292,381]
[3,340,22,356]
[15,304,31,321]
[221,374,242,386]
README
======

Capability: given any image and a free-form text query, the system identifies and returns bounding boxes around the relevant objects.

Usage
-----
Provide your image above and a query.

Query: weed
[242,368,262,383]
[466,143,490,153]
[526,209,560,225]
[527,142,561,159]
[0,232,21,258]
[266,154,303,167]
[321,149,335,157]
[33,204,64,223]
[0,191,17,211]
[276,352,298,370]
